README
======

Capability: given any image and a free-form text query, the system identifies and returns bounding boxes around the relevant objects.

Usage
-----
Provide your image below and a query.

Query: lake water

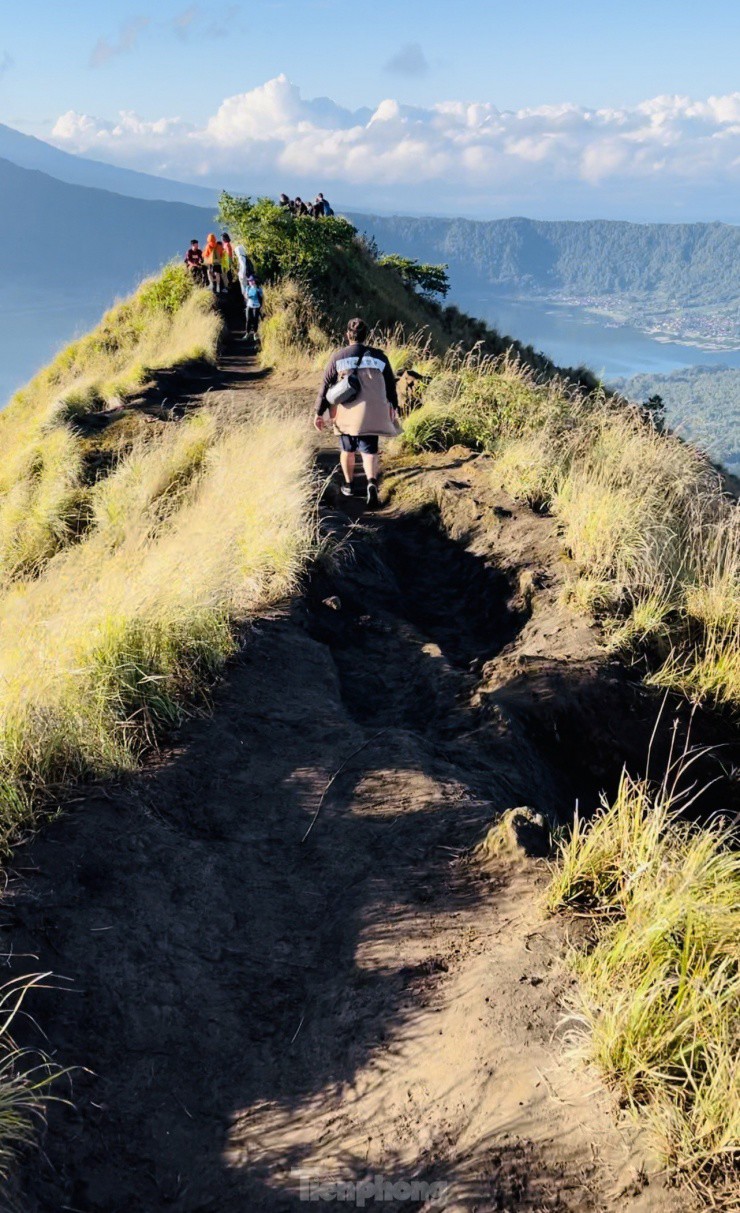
[0,289,127,408]
[454,291,740,381]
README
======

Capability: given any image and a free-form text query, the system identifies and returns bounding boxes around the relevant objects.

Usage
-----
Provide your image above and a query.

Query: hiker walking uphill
[203,233,225,295]
[243,276,264,344]
[314,318,399,509]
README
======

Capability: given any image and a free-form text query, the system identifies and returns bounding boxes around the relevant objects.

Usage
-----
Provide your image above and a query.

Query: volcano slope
[3,323,719,1212]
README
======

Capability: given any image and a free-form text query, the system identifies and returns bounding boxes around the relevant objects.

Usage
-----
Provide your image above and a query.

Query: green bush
[400,404,487,453]
[218,195,357,282]
[136,262,195,314]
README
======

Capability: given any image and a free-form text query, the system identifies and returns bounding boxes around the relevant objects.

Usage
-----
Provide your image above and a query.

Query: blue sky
[3,0,740,125]
[2,0,740,219]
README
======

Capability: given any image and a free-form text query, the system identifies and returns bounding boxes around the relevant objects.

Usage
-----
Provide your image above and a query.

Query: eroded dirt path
[2,356,701,1211]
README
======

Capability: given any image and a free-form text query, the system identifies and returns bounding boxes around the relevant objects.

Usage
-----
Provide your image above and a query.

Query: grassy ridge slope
[0,198,737,1197]
[398,354,740,713]
[0,263,312,837]
[0,266,221,583]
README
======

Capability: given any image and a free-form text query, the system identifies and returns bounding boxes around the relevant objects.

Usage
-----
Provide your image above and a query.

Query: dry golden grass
[549,763,740,1204]
[260,278,331,374]
[401,350,740,710]
[0,401,313,815]
[0,267,222,585]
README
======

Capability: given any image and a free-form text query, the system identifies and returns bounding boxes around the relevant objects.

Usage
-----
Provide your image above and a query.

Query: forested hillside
[613,364,740,472]
[347,213,740,304]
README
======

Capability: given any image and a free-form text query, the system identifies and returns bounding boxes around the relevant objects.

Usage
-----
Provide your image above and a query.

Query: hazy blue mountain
[0,157,213,291]
[0,122,216,206]
[0,157,214,405]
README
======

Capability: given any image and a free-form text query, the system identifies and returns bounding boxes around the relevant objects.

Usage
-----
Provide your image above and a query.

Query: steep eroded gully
[3,447,713,1212]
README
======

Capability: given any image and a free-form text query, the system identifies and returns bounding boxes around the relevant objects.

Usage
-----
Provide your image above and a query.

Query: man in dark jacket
[184,239,206,285]
[312,193,333,217]
[314,317,398,508]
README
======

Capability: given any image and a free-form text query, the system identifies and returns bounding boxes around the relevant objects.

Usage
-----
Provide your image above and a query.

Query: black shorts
[339,434,379,455]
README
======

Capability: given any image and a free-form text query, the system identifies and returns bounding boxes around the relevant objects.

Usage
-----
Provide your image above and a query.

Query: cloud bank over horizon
[50,75,740,221]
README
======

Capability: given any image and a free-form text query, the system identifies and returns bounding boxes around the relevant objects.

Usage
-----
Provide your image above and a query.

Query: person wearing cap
[314,317,399,509]
[184,239,206,286]
[244,276,264,342]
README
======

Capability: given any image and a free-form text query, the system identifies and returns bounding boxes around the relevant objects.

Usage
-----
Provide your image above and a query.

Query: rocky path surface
[2,333,695,1212]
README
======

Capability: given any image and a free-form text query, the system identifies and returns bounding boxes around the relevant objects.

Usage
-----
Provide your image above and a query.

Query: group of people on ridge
[184,233,264,339]
[279,192,334,218]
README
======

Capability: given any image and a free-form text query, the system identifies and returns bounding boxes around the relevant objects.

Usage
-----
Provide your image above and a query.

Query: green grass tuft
[549,769,740,1202]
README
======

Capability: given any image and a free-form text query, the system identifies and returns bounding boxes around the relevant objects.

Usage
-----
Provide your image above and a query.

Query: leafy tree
[378,254,450,299]
[218,194,357,282]
[642,392,666,432]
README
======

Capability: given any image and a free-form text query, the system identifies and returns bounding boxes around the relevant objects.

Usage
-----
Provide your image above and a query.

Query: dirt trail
[3,330,700,1211]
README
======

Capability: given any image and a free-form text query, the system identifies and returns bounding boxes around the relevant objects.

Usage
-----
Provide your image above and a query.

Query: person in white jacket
[235,245,258,341]
[235,245,255,295]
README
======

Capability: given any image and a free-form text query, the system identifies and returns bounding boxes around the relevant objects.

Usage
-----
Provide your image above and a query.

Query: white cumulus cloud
[49,76,740,218]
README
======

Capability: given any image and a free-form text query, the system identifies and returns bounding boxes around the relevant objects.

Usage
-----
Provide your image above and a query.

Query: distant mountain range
[0,122,216,206]
[348,213,740,346]
[0,157,213,293]
[0,153,214,404]
[0,120,738,476]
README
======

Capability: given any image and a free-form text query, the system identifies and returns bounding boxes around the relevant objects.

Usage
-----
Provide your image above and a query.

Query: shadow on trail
[72,288,268,433]
[8,619,533,1210]
[6,478,738,1212]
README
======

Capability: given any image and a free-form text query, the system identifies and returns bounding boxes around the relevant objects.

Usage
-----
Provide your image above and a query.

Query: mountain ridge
[0,121,216,206]
[0,156,213,287]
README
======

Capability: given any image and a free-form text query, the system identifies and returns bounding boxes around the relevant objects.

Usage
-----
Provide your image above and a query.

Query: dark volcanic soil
[1,346,715,1212]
